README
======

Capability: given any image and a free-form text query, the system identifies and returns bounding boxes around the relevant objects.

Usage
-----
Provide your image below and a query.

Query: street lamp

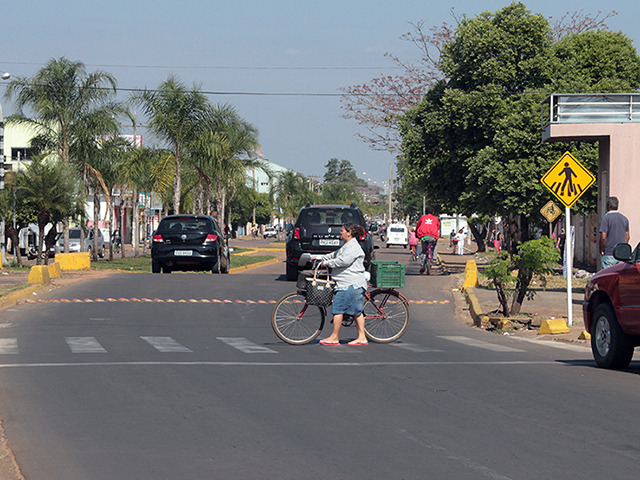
[1,71,10,266]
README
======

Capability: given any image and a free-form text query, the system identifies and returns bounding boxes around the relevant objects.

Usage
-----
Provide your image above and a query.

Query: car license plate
[174,250,193,256]
[319,239,340,246]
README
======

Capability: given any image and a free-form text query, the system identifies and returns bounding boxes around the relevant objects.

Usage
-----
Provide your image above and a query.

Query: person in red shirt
[416,207,440,273]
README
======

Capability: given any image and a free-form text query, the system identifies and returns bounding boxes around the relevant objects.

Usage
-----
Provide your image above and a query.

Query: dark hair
[607,196,619,210]
[425,206,435,215]
[343,222,365,238]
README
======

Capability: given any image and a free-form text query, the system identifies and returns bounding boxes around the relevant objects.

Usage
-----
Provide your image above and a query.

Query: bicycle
[419,237,437,275]
[272,255,410,345]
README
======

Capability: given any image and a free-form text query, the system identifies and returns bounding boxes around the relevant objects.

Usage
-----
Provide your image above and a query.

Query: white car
[386,223,409,248]
[55,227,106,257]
[263,226,278,239]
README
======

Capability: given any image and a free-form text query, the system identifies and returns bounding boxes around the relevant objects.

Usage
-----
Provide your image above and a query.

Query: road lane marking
[0,360,562,369]
[390,342,444,353]
[65,337,107,354]
[217,337,278,354]
[23,298,450,305]
[438,336,525,352]
[398,429,515,480]
[141,337,193,353]
[0,339,19,355]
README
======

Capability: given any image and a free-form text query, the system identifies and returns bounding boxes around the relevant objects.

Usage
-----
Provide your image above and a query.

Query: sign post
[541,151,595,326]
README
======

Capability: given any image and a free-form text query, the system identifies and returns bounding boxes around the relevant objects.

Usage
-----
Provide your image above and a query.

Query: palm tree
[4,57,121,251]
[118,146,173,257]
[273,170,313,222]
[16,156,81,264]
[132,75,211,214]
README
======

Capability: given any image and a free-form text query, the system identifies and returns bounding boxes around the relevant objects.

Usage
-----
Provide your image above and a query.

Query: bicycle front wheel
[272,292,325,345]
[363,289,410,343]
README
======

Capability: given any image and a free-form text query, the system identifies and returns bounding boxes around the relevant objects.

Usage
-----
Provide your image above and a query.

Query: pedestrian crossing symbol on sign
[541,151,595,208]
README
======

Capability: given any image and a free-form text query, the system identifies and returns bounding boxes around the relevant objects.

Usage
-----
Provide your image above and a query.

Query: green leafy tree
[272,170,318,222]
[398,3,640,249]
[323,158,366,186]
[483,237,559,317]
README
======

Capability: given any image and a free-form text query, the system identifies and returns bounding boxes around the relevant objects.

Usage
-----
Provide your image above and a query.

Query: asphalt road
[0,245,639,479]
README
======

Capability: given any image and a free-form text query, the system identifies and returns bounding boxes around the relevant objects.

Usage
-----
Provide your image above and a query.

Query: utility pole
[388,163,393,222]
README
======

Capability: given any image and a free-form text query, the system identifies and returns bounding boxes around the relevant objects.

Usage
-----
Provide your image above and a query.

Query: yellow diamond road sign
[541,151,595,208]
[540,200,562,223]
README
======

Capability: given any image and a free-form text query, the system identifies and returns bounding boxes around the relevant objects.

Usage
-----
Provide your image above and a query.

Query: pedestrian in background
[455,228,466,255]
[556,228,566,265]
[599,196,630,269]
[408,226,418,260]
[494,231,502,254]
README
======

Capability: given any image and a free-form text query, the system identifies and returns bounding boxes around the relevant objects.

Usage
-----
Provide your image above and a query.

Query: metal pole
[388,163,392,222]
[566,206,573,326]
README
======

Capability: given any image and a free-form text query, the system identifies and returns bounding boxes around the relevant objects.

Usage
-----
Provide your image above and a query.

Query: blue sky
[2,1,639,184]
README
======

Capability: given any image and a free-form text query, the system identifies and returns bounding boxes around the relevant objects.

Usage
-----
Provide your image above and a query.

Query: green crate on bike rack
[370,261,405,288]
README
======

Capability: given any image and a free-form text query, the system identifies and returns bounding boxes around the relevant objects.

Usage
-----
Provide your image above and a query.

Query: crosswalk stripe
[217,337,278,354]
[141,337,193,353]
[437,336,525,352]
[390,342,444,353]
[0,338,19,355]
[65,337,107,354]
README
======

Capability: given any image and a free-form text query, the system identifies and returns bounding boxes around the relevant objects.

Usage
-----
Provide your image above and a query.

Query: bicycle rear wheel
[272,292,325,345]
[363,289,410,343]
[426,251,432,275]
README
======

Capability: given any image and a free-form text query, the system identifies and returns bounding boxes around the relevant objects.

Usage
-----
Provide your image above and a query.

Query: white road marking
[438,336,525,352]
[141,336,193,353]
[217,337,278,354]
[65,337,107,354]
[398,429,515,480]
[390,342,444,353]
[0,360,559,369]
[0,338,19,355]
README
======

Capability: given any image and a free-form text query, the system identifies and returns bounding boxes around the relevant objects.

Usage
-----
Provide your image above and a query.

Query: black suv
[285,203,375,281]
[151,215,230,274]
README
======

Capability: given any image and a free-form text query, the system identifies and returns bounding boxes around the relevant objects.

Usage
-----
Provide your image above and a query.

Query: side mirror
[613,243,633,262]
[298,253,312,266]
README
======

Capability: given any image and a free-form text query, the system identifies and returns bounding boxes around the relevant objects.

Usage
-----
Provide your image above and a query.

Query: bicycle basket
[304,264,335,307]
[371,261,405,288]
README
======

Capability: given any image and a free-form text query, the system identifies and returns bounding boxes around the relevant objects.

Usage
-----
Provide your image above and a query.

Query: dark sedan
[151,215,230,274]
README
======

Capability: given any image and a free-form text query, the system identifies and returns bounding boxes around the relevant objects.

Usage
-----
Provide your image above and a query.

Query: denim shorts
[331,285,366,316]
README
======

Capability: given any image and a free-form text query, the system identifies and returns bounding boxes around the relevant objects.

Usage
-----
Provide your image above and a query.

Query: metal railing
[542,93,640,129]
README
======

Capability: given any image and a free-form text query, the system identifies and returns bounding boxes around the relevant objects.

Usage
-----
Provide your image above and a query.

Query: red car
[583,243,640,369]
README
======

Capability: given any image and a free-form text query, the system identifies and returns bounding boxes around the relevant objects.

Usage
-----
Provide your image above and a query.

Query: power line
[0,60,402,71]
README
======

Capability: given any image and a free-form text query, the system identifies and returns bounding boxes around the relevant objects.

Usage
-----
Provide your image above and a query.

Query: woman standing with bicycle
[312,222,369,346]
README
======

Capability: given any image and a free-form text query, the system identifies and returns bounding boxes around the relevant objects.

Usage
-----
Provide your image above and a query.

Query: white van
[386,223,409,248]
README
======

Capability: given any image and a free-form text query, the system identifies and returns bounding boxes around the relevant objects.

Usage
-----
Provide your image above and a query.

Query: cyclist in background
[416,206,440,274]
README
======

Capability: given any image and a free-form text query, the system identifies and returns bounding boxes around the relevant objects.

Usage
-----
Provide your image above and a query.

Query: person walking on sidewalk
[313,222,369,346]
[455,228,467,255]
[409,226,418,260]
[599,196,629,270]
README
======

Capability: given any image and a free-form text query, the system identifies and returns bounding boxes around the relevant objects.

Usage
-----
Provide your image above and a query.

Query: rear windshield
[159,217,212,232]
[390,227,406,233]
[69,230,81,239]
[299,208,362,227]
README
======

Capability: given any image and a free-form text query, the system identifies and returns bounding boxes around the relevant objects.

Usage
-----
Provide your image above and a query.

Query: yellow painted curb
[27,265,51,285]
[538,318,570,335]
[55,252,91,271]
[0,285,43,311]
[461,259,479,290]
[578,330,591,340]
[463,286,490,327]
[48,262,62,279]
[229,257,280,273]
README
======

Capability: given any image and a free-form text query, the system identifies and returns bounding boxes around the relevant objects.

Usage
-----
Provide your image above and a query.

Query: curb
[229,257,280,273]
[0,284,45,312]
